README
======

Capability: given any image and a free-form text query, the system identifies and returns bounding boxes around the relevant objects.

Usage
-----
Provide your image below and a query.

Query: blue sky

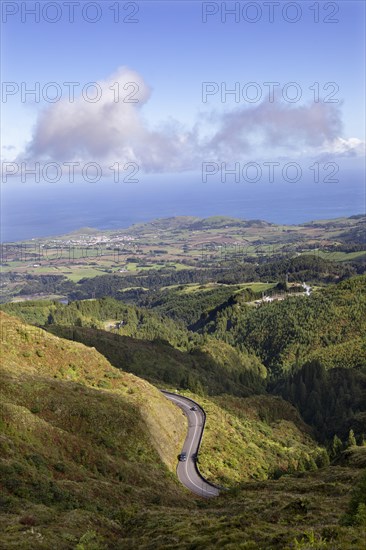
[1,0,365,172]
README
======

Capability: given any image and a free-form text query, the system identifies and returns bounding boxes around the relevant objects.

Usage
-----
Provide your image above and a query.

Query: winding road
[162,391,220,498]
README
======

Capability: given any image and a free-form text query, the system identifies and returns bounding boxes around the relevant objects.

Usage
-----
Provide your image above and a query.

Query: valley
[1,214,365,549]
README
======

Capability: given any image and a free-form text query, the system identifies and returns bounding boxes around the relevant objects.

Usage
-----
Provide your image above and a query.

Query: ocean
[1,161,365,242]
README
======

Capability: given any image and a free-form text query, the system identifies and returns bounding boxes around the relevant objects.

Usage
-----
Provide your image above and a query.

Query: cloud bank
[16,66,365,172]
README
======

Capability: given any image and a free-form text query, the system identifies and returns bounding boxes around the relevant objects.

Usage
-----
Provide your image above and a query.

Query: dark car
[192,452,198,462]
[190,406,198,411]
[179,452,187,462]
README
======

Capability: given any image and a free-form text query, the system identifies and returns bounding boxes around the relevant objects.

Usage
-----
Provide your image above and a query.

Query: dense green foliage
[1,297,195,350]
[197,276,366,375]
[45,325,266,396]
[193,392,328,485]
[133,285,245,326]
[344,470,366,526]
[1,311,365,549]
[275,360,366,443]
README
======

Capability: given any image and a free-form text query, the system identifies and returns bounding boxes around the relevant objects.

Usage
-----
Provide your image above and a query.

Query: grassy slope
[0,312,187,471]
[44,325,266,396]
[1,312,365,549]
[0,311,190,547]
[120,459,366,550]
[180,392,327,487]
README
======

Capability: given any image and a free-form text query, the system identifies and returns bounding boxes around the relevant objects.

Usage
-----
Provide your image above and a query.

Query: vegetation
[1,215,366,548]
[197,275,366,375]
[1,297,195,349]
[3,275,366,445]
[344,469,366,526]
[1,306,365,548]
[183,392,327,486]
[2,212,365,304]
[275,360,366,443]
[45,325,266,396]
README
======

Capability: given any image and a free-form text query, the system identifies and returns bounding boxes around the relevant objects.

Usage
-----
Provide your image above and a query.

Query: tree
[347,429,357,448]
[330,434,343,458]
[315,448,330,469]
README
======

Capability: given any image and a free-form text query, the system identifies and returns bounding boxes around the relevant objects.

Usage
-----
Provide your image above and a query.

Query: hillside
[0,311,191,547]
[119,460,366,549]
[0,297,194,350]
[196,275,366,374]
[1,312,366,548]
[275,360,366,443]
[3,276,365,445]
[44,325,266,396]
[180,392,327,487]
[1,297,267,394]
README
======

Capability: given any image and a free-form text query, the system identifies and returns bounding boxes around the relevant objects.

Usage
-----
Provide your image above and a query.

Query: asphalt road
[162,391,220,498]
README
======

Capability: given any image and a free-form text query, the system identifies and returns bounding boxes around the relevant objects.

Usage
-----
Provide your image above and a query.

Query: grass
[118,461,365,549]
[1,263,116,282]
[61,268,107,282]
[1,311,365,549]
[179,391,327,486]
[155,281,277,296]
[235,282,277,293]
[308,250,366,262]
[0,311,187,473]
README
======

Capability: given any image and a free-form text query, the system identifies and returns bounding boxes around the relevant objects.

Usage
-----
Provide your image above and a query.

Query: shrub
[75,530,107,550]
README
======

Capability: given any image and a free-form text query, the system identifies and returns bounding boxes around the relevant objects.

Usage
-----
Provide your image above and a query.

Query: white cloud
[21,66,200,172]
[205,99,344,157]
[13,67,365,172]
[319,137,366,157]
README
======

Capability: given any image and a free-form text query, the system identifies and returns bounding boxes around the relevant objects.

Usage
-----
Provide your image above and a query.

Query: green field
[311,250,366,262]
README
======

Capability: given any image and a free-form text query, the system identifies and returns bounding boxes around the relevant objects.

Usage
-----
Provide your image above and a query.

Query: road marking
[165,394,218,497]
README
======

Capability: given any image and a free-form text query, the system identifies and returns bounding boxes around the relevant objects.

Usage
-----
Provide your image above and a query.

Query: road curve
[162,391,220,498]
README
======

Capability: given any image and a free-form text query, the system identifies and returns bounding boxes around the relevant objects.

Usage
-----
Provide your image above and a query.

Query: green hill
[44,325,266,396]
[196,275,366,374]
[1,297,267,395]
[0,311,190,547]
[181,392,327,487]
[0,297,194,350]
[1,312,365,549]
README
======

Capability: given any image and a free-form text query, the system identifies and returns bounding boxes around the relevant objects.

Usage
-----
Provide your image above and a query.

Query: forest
[2,274,366,451]
[1,252,363,305]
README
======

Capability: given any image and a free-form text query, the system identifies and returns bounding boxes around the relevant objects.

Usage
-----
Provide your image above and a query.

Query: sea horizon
[2,166,365,242]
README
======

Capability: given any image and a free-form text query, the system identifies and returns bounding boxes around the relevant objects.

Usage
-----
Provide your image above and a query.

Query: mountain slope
[196,275,366,374]
[0,311,191,547]
[44,325,266,396]
[1,298,267,394]
[1,312,365,549]
[179,392,327,487]
[0,311,187,470]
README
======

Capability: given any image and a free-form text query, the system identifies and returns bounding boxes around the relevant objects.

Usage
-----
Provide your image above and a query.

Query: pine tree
[347,429,357,448]
[331,434,343,458]
[306,456,318,471]
[315,448,330,468]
